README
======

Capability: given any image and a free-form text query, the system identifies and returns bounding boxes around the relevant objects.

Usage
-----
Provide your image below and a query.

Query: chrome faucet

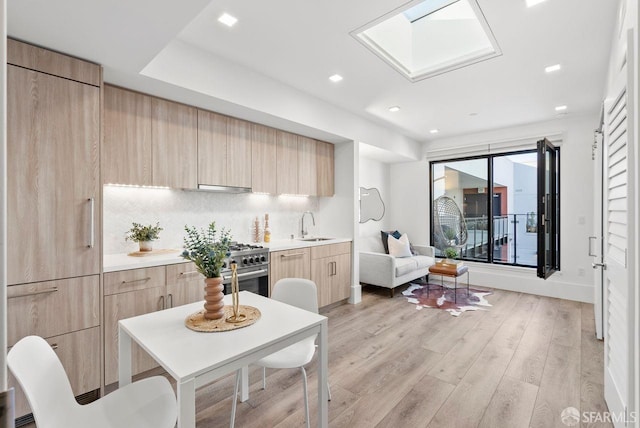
[301,211,315,238]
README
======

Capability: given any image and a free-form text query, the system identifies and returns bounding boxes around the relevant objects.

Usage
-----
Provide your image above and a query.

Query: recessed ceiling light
[329,74,343,83]
[430,129,439,134]
[526,0,547,7]
[388,106,401,112]
[218,13,238,27]
[555,105,567,112]
[545,64,561,73]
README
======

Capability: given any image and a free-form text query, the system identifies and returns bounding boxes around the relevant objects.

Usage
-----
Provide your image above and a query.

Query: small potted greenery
[125,222,163,252]
[443,247,459,264]
[181,222,232,320]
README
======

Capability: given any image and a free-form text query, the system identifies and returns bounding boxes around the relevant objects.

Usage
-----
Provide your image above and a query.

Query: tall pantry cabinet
[6,39,102,419]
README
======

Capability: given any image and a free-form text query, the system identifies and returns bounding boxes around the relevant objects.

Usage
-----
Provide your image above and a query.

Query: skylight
[352,0,501,82]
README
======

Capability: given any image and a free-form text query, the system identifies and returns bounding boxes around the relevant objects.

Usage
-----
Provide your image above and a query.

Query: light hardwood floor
[23,284,611,427]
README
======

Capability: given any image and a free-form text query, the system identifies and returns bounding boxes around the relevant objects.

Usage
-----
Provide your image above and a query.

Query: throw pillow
[380,230,401,254]
[388,233,412,258]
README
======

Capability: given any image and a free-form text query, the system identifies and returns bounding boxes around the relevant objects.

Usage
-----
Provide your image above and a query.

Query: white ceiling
[8,0,619,156]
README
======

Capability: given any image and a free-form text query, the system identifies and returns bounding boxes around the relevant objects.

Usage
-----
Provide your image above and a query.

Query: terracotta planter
[203,277,225,320]
[139,240,153,252]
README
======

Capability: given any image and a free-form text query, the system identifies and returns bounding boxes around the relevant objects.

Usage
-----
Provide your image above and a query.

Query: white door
[592,123,604,340]
[602,30,636,427]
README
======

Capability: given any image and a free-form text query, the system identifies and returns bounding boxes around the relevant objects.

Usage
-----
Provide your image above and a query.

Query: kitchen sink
[297,237,334,242]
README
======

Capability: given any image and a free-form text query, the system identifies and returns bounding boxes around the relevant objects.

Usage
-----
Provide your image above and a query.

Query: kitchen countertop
[103,238,352,272]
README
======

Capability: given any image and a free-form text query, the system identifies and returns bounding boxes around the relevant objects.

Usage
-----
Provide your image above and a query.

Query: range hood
[198,184,252,193]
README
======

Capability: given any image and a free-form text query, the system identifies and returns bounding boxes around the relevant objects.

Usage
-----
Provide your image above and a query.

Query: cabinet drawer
[9,326,101,418]
[7,275,99,347]
[166,262,202,285]
[310,242,351,259]
[104,266,166,295]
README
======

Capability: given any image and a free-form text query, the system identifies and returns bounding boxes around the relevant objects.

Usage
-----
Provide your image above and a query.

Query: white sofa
[359,235,436,297]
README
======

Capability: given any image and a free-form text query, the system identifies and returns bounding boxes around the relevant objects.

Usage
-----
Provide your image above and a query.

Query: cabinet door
[298,136,317,196]
[103,85,152,185]
[252,124,277,194]
[276,131,298,195]
[197,109,227,186]
[9,327,101,418]
[166,263,205,308]
[269,248,310,294]
[227,118,252,188]
[316,141,335,196]
[104,286,166,385]
[311,256,333,308]
[152,98,197,189]
[331,253,352,303]
[7,65,100,285]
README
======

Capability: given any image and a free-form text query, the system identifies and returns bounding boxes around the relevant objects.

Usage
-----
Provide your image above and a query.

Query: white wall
[387,113,598,302]
[358,156,391,238]
[388,160,431,245]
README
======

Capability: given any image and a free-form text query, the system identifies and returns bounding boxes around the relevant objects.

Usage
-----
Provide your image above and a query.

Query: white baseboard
[431,263,593,303]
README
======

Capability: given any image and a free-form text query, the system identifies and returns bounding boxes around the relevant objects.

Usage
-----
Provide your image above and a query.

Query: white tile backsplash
[103,186,319,255]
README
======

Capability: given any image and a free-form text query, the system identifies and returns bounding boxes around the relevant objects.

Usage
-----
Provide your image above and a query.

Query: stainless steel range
[221,243,269,297]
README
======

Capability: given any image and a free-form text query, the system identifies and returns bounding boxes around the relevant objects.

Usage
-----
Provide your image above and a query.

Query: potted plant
[125,222,163,252]
[443,247,459,264]
[181,222,232,320]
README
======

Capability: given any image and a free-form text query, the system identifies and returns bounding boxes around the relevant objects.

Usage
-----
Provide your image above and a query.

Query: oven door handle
[223,269,269,283]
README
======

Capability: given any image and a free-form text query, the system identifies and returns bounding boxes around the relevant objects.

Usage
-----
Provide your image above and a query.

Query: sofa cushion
[388,233,412,258]
[380,230,401,254]
[395,257,418,277]
[413,255,436,269]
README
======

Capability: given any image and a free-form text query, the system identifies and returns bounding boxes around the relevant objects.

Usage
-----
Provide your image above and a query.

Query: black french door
[537,138,560,278]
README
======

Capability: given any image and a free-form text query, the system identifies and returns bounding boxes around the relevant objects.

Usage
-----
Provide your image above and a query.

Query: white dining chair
[230,278,330,428]
[7,335,177,428]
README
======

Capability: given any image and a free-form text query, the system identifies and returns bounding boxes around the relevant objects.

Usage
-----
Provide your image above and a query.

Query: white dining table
[118,291,329,428]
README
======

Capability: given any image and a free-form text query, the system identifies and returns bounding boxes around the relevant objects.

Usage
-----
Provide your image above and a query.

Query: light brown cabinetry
[103,85,152,185]
[269,248,311,295]
[298,136,318,196]
[7,276,101,417]
[316,141,335,197]
[198,112,252,188]
[151,97,198,189]
[276,131,299,195]
[311,242,352,307]
[103,264,203,385]
[252,124,278,194]
[7,40,103,419]
[7,64,100,285]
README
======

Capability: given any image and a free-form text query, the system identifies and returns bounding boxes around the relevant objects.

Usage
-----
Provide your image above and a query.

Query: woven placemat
[127,248,181,257]
[185,305,261,332]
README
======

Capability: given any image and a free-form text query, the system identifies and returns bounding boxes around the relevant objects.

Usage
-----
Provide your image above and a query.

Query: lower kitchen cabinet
[269,248,311,295]
[311,242,352,307]
[103,263,204,385]
[166,262,205,307]
[7,275,101,418]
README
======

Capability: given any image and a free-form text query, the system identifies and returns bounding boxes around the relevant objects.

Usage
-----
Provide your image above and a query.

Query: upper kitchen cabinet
[197,110,227,186]
[276,131,298,195]
[251,124,278,194]
[298,136,318,196]
[316,141,335,196]
[103,85,152,185]
[151,98,198,189]
[198,111,252,189]
[7,62,101,285]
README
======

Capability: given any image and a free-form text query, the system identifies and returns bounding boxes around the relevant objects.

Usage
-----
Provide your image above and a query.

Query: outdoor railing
[453,213,536,266]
